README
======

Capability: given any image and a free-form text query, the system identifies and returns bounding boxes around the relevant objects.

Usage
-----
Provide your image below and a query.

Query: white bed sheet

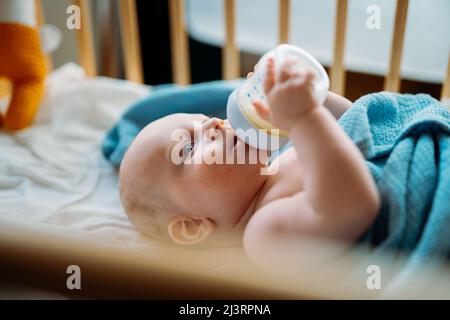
[0,64,154,246]
[0,64,257,277]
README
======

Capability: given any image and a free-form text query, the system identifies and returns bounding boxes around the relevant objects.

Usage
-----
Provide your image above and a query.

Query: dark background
[136,0,221,85]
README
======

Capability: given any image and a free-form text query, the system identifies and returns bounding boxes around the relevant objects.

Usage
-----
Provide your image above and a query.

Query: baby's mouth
[223,122,239,150]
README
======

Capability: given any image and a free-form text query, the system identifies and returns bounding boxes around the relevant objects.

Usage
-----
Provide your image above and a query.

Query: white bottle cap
[227,44,329,151]
[227,89,290,151]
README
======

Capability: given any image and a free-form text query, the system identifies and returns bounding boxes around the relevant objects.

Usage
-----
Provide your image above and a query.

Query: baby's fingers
[278,57,297,83]
[304,70,315,84]
[252,99,271,121]
[263,58,275,94]
[289,69,315,89]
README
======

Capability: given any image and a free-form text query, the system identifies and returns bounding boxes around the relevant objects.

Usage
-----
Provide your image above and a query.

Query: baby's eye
[180,142,195,159]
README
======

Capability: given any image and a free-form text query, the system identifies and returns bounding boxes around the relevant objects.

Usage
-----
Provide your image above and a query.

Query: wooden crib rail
[330,0,348,96]
[384,0,409,93]
[442,53,450,101]
[34,0,448,99]
[221,0,295,81]
[72,0,97,77]
[1,218,450,299]
[222,0,240,80]
[36,0,144,82]
[278,0,291,44]
[168,0,191,85]
[167,0,447,102]
[119,0,143,83]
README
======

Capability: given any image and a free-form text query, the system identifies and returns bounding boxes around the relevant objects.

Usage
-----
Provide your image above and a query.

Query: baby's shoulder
[262,149,305,203]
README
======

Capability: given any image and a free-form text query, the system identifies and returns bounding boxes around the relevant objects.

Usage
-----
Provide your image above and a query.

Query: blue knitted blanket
[338,92,450,271]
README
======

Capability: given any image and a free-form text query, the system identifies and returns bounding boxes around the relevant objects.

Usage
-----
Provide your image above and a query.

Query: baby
[119,57,380,273]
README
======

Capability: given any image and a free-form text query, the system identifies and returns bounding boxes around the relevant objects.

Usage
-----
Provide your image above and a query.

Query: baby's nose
[202,117,224,129]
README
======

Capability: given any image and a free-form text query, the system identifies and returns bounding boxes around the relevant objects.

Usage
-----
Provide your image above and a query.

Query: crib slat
[279,0,290,44]
[1,216,450,299]
[330,0,348,96]
[168,0,191,85]
[441,53,450,102]
[0,79,11,99]
[119,0,143,83]
[222,0,240,80]
[384,0,409,92]
[73,0,97,77]
[35,0,54,73]
[99,2,119,78]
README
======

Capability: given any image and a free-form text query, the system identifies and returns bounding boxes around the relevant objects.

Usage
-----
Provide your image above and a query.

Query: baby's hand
[252,57,319,132]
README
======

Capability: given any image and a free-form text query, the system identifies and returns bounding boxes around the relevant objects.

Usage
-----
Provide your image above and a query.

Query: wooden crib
[0,0,449,299]
[35,0,450,99]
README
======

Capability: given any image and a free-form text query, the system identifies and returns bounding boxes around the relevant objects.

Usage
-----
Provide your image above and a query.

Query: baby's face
[124,113,268,233]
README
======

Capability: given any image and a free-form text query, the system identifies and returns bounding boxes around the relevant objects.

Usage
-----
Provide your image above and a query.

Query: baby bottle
[226,44,330,150]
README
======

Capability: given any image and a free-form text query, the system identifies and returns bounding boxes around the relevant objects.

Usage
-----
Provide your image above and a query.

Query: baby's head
[119,113,268,246]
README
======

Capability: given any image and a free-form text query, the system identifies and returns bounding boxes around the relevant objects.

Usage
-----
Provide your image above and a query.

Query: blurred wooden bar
[441,53,450,101]
[330,0,348,96]
[98,1,119,78]
[384,0,409,92]
[119,0,143,83]
[0,79,11,98]
[73,0,97,77]
[1,217,450,299]
[222,0,240,80]
[168,0,191,85]
[35,0,54,73]
[278,0,290,44]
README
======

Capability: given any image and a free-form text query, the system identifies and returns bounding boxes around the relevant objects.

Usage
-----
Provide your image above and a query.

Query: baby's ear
[167,216,215,245]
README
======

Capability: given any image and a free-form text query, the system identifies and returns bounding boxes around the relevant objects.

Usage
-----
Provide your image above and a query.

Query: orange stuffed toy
[0,0,46,131]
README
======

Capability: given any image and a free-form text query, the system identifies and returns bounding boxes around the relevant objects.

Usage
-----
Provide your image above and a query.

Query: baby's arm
[324,91,352,119]
[244,58,379,273]
[247,71,352,119]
